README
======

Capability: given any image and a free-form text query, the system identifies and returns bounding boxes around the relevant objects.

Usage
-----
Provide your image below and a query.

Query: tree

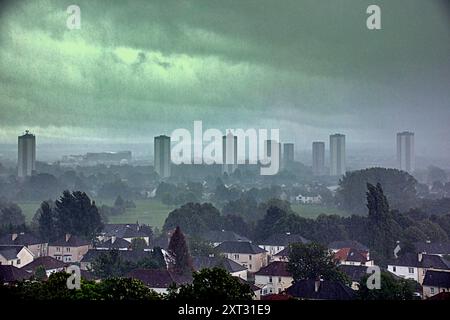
[34,265,47,281]
[0,204,25,227]
[54,190,104,239]
[188,237,218,257]
[114,195,125,208]
[358,271,417,300]
[36,201,56,241]
[254,205,289,241]
[167,226,193,276]
[131,237,147,251]
[98,277,160,300]
[91,250,132,278]
[167,268,254,301]
[287,242,349,284]
[366,183,400,265]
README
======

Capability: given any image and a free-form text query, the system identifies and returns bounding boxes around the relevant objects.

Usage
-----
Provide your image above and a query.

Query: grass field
[17,200,349,229]
[17,199,176,229]
[291,204,350,219]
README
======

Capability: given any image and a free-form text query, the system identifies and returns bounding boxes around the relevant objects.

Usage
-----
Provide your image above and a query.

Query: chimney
[111,236,116,244]
[314,277,321,293]
[418,253,423,262]
[11,233,18,241]
[286,232,291,236]
[65,234,71,242]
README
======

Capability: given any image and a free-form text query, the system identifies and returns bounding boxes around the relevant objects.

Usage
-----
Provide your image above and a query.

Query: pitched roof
[236,277,260,292]
[328,240,369,252]
[255,261,292,277]
[423,270,450,288]
[0,247,20,260]
[259,233,309,246]
[23,256,67,272]
[334,248,368,263]
[216,241,267,254]
[102,224,151,239]
[49,235,90,247]
[338,265,369,282]
[414,241,450,255]
[201,230,250,243]
[96,237,132,250]
[0,265,32,283]
[0,233,45,246]
[388,253,450,270]
[192,256,246,273]
[286,280,356,300]
[126,269,176,288]
[273,247,290,257]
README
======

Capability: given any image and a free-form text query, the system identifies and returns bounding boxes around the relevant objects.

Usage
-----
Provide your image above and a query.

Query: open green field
[17,199,176,229]
[291,204,350,219]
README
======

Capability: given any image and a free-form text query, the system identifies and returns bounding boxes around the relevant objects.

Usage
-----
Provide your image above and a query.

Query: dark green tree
[167,268,254,301]
[358,271,416,300]
[37,201,56,241]
[167,226,193,276]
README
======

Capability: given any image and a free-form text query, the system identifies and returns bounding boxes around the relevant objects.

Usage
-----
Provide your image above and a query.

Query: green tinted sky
[0,0,449,156]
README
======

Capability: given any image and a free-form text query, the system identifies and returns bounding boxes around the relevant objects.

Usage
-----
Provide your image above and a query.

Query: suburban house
[236,277,262,300]
[193,256,248,280]
[338,265,369,290]
[328,240,369,253]
[23,256,67,277]
[286,279,356,300]
[422,270,450,298]
[414,241,450,257]
[216,241,268,273]
[126,269,178,294]
[95,237,133,251]
[387,253,450,284]
[254,261,293,295]
[334,247,374,266]
[98,223,152,245]
[272,247,290,262]
[0,233,48,257]
[0,265,32,284]
[48,234,91,263]
[0,246,34,268]
[200,230,250,247]
[258,232,309,256]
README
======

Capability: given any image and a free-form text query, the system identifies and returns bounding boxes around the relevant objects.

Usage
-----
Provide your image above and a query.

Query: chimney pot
[11,233,18,241]
[314,277,321,293]
[65,234,71,242]
[111,236,116,244]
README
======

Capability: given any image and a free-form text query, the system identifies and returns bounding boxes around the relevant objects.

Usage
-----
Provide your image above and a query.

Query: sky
[0,0,449,160]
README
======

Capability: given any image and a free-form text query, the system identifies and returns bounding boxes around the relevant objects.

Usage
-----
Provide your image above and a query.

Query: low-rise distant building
[258,233,309,256]
[286,279,355,300]
[422,270,450,298]
[216,241,268,273]
[0,233,48,257]
[23,256,67,277]
[414,241,450,257]
[201,230,250,247]
[95,237,133,251]
[98,223,152,245]
[387,253,450,284]
[328,240,369,253]
[0,246,34,268]
[126,269,180,295]
[334,247,374,266]
[255,261,293,296]
[48,234,91,263]
[295,194,322,205]
[193,256,248,280]
[272,247,290,262]
[0,265,32,284]
[338,265,369,290]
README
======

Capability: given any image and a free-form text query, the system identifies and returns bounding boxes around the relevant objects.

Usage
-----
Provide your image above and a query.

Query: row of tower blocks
[15,131,415,178]
[153,131,415,178]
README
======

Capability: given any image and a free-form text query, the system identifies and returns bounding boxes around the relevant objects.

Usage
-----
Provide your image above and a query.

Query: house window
[16,259,21,265]
[430,288,435,294]
[57,247,60,252]
[66,247,71,252]
[234,254,239,260]
[408,268,414,274]
[249,264,252,270]
[249,255,252,260]
[269,276,272,283]
[278,277,282,283]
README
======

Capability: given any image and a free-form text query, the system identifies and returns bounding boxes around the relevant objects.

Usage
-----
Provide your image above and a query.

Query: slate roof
[126,269,176,288]
[255,261,292,277]
[236,277,261,292]
[273,247,290,258]
[286,280,356,300]
[0,265,32,283]
[0,233,45,246]
[328,240,369,252]
[259,233,309,246]
[192,256,246,273]
[216,241,267,254]
[23,256,67,272]
[0,246,24,260]
[201,230,250,243]
[388,253,450,270]
[49,235,90,247]
[423,270,450,288]
[96,237,132,250]
[102,224,151,239]
[338,265,369,283]
[414,241,450,255]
